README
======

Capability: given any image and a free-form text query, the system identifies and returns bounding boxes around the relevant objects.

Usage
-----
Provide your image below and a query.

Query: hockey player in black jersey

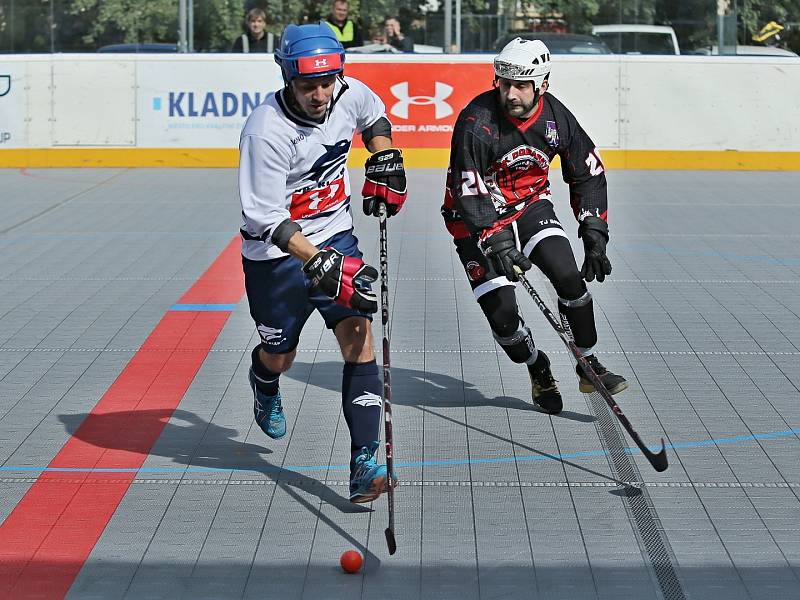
[442,37,627,414]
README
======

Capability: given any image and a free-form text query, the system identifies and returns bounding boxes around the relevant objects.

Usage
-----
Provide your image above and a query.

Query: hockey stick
[378,204,397,554]
[515,269,669,472]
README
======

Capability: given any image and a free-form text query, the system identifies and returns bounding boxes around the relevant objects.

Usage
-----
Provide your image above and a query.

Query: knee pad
[478,286,520,337]
[557,291,597,350]
[551,270,585,303]
[493,326,537,364]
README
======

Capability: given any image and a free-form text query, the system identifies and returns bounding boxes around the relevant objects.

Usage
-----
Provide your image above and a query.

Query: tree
[68,0,178,45]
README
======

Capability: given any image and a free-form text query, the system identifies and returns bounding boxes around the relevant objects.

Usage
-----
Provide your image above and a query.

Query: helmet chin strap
[284,75,349,122]
[329,75,349,112]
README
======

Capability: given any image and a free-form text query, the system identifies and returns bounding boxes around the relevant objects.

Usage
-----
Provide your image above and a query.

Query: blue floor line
[2,427,798,475]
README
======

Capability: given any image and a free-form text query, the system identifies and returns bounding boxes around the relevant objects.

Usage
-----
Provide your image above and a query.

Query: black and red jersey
[442,89,607,240]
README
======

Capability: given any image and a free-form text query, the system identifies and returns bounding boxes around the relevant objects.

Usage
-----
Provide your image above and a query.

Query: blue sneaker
[349,441,397,503]
[249,368,286,439]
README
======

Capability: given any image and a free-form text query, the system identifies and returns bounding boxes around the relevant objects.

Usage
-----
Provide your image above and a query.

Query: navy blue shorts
[243,229,373,354]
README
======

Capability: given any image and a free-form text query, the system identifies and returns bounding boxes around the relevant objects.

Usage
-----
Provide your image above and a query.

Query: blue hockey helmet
[275,23,346,84]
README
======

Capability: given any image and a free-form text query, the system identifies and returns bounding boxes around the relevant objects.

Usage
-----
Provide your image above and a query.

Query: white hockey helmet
[493,38,551,89]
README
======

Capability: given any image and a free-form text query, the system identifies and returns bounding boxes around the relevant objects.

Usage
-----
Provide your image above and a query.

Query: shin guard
[493,325,538,365]
[342,360,383,461]
[557,290,597,352]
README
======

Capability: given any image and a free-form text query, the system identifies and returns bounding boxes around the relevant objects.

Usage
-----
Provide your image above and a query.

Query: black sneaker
[576,355,628,395]
[527,351,563,414]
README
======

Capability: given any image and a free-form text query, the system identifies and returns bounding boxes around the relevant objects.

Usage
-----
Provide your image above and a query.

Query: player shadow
[288,361,628,488]
[57,409,369,515]
[57,408,384,565]
[288,360,595,423]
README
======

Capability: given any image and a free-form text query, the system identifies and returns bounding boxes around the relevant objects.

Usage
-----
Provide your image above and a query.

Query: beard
[503,96,537,118]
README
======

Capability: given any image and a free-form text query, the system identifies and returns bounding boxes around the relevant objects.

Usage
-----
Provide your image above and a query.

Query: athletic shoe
[349,441,397,503]
[576,355,628,395]
[527,350,563,414]
[249,368,286,439]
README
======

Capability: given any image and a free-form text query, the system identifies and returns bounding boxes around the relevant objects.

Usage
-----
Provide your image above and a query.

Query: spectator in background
[384,17,414,53]
[324,0,363,49]
[232,8,274,53]
[370,27,387,46]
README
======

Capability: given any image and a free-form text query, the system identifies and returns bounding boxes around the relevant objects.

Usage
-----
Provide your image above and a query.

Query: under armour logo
[315,58,328,68]
[389,81,453,120]
[0,75,10,98]
[352,392,382,407]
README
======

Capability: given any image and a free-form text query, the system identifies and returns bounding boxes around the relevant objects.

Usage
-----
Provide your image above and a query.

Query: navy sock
[342,360,382,462]
[251,346,280,396]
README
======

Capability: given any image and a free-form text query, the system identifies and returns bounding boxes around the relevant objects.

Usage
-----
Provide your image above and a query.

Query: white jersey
[238,76,386,260]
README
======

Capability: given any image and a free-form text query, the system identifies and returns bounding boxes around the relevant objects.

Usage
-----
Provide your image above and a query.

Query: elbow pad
[361,116,392,146]
[271,219,301,252]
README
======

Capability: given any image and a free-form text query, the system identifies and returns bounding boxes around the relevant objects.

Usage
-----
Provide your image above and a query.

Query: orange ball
[340,549,363,573]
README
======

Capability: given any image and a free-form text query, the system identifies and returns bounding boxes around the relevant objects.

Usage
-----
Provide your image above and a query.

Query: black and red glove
[362,148,407,217]
[303,248,378,313]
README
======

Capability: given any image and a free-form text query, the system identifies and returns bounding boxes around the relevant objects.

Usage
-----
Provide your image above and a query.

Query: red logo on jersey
[290,176,347,220]
[465,260,486,282]
[488,145,551,205]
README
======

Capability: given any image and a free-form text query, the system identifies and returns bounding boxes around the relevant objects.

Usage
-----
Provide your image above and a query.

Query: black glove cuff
[271,219,301,252]
[578,216,609,241]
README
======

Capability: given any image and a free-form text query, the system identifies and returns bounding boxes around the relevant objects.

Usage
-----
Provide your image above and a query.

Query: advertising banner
[136,58,284,148]
[346,62,494,149]
[0,64,25,150]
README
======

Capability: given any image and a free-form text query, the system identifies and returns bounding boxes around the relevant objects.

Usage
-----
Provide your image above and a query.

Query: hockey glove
[579,216,612,283]
[362,148,407,217]
[481,228,532,282]
[303,248,378,314]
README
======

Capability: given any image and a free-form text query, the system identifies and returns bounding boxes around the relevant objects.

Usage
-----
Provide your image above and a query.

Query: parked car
[494,32,612,55]
[97,43,178,53]
[591,24,680,55]
[691,44,798,57]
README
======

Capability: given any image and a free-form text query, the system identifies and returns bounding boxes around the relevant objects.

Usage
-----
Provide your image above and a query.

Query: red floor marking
[0,237,245,599]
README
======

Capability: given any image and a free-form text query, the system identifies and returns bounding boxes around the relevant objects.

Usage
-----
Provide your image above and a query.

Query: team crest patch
[466,260,486,282]
[545,120,559,147]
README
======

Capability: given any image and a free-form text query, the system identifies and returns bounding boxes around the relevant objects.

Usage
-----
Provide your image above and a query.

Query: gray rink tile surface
[0,168,799,598]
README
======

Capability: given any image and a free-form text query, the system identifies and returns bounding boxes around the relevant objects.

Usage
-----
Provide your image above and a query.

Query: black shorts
[454,200,570,300]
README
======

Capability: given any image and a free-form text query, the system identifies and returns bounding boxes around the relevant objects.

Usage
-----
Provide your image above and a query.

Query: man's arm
[449,117,499,236]
[554,99,608,224]
[366,135,391,153]
[554,99,612,282]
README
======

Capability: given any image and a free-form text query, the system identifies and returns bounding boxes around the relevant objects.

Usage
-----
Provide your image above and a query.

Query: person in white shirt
[238,22,407,503]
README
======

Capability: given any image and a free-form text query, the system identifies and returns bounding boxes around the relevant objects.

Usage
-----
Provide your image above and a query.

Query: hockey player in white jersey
[238,23,407,503]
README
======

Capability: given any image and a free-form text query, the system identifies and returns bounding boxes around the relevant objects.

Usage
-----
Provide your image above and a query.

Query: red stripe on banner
[0,237,245,599]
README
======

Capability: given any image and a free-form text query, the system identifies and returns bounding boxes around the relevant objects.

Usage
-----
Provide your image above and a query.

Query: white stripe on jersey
[238,76,386,261]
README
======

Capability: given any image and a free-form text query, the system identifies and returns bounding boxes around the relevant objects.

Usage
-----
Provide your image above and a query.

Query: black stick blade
[385,527,397,555]
[645,438,669,472]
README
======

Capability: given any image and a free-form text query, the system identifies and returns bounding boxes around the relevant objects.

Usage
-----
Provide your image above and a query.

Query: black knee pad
[558,291,597,350]
[551,269,585,303]
[478,286,519,337]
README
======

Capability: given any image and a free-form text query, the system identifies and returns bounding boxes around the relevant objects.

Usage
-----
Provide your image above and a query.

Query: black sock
[342,360,382,463]
[251,346,280,396]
